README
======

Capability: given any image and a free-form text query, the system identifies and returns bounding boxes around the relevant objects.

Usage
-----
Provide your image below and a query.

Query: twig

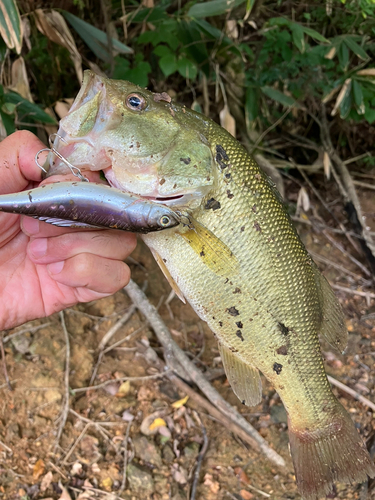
[329,283,375,299]
[322,230,371,277]
[0,439,12,454]
[3,322,52,343]
[47,460,68,479]
[54,311,70,450]
[246,484,271,498]
[98,305,136,351]
[61,422,90,465]
[125,279,286,468]
[250,106,294,155]
[327,375,375,412]
[352,179,375,191]
[71,371,169,395]
[119,421,132,493]
[0,335,12,391]
[309,251,365,282]
[190,411,209,500]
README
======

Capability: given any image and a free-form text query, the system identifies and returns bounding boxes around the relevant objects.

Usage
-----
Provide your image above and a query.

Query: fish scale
[47,71,374,500]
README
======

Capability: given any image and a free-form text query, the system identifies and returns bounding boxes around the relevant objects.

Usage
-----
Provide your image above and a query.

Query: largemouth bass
[0,182,180,233]
[45,71,375,499]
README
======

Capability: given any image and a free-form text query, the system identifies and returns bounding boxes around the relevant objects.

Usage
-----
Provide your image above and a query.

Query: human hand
[0,131,137,330]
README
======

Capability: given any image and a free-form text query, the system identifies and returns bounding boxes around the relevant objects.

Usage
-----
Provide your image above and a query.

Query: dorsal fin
[219,343,262,406]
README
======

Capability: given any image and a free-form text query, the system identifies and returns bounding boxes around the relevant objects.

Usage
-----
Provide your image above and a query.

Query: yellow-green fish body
[49,71,375,499]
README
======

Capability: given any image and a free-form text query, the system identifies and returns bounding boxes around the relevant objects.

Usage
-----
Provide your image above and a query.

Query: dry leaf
[203,473,220,493]
[172,464,188,485]
[356,68,375,77]
[220,104,236,137]
[233,467,251,484]
[323,151,331,180]
[331,78,351,116]
[226,20,238,39]
[325,46,336,59]
[171,395,189,409]
[10,57,33,101]
[58,482,73,500]
[240,490,254,500]
[149,417,167,431]
[22,17,31,51]
[322,85,340,104]
[34,9,82,81]
[297,187,310,214]
[32,458,45,480]
[40,470,53,492]
[116,380,130,397]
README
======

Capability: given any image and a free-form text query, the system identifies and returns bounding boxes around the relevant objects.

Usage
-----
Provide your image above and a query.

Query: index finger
[0,131,46,194]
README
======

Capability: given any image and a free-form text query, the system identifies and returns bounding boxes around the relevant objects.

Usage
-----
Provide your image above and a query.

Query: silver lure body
[0,182,180,233]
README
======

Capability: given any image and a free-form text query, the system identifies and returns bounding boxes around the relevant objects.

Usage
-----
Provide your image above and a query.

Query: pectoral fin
[178,219,238,277]
[150,248,186,304]
[219,343,262,406]
[312,262,347,353]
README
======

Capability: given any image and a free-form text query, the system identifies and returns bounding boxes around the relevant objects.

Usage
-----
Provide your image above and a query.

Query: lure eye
[126,93,146,111]
[159,215,171,227]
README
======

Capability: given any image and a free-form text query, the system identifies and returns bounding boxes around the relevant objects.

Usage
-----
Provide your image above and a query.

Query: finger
[47,253,131,294]
[0,131,46,193]
[27,230,137,264]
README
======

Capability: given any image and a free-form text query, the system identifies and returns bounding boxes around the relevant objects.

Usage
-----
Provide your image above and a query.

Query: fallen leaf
[40,471,53,492]
[203,473,220,493]
[172,464,188,485]
[32,458,45,480]
[58,482,73,500]
[149,417,167,431]
[171,395,189,409]
[240,489,254,499]
[10,57,33,101]
[234,467,251,484]
[356,68,375,77]
[116,380,130,397]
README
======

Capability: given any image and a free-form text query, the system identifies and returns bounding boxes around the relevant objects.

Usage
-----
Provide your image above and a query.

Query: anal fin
[219,343,262,406]
[150,248,186,304]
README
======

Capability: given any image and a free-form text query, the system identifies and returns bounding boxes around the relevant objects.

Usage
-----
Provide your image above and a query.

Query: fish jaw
[47,70,216,209]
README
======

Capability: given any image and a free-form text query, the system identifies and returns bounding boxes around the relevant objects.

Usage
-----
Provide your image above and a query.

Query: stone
[127,464,154,495]
[133,436,162,468]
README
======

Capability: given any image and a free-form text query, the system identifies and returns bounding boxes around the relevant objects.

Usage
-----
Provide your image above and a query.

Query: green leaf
[177,57,198,80]
[0,0,22,53]
[301,27,330,44]
[364,106,375,124]
[338,41,349,70]
[153,45,172,57]
[291,23,305,53]
[343,36,368,60]
[62,11,133,63]
[159,54,177,77]
[352,80,365,114]
[4,91,56,124]
[0,108,15,134]
[187,0,246,19]
[112,56,130,80]
[261,86,296,107]
[268,17,290,27]
[1,101,15,114]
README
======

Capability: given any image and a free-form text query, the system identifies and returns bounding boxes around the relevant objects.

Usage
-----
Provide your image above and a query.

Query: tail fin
[288,406,375,500]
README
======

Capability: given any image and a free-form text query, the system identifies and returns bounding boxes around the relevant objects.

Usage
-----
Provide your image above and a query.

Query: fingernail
[22,217,40,235]
[48,261,64,275]
[29,238,47,258]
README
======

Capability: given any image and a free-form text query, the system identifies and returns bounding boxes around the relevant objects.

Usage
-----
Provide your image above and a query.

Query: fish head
[50,71,216,208]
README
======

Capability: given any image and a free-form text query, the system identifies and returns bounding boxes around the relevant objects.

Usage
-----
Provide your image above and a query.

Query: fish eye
[159,215,171,227]
[126,93,147,111]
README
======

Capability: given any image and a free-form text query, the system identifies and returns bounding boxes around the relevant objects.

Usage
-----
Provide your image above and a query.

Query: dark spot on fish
[236,321,243,329]
[277,345,288,356]
[278,323,290,336]
[206,176,210,181]
[236,330,244,341]
[233,287,241,294]
[253,221,262,232]
[249,318,253,322]
[180,157,191,164]
[252,204,257,213]
[219,321,223,327]
[240,226,245,232]
[159,178,166,185]
[200,249,205,257]
[136,142,140,148]
[163,258,167,263]
[173,184,177,189]
[225,173,231,179]
[205,198,221,210]
[121,112,124,116]
[227,306,239,316]
[28,191,32,202]
[226,190,234,199]
[229,346,238,353]
[129,144,133,148]
[215,145,230,169]
[224,278,229,284]
[273,362,283,375]
[242,400,245,405]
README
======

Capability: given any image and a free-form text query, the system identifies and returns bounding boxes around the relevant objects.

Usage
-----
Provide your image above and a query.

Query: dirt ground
[0,183,374,500]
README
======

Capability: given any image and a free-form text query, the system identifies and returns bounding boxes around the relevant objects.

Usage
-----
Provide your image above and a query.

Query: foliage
[0,0,374,161]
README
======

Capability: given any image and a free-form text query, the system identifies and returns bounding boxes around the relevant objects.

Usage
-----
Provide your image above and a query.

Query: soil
[0,185,374,500]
